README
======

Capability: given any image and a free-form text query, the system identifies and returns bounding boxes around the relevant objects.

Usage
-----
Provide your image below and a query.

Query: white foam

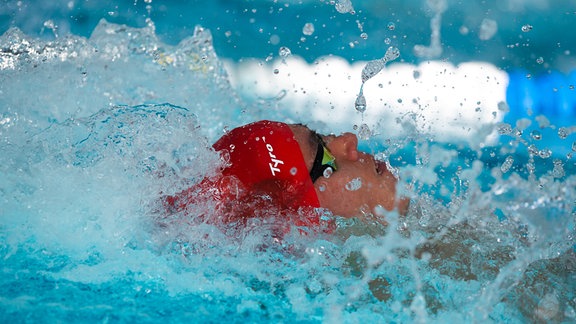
[225,56,509,145]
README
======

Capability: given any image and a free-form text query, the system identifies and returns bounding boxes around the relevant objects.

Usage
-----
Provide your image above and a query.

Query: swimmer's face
[289,125,409,218]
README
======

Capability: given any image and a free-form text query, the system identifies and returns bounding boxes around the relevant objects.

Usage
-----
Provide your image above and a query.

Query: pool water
[1,0,575,323]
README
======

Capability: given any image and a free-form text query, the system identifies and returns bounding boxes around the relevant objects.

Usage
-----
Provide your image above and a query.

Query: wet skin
[289,125,409,219]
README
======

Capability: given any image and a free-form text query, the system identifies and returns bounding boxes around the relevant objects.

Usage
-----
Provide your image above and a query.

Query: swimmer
[164,120,409,229]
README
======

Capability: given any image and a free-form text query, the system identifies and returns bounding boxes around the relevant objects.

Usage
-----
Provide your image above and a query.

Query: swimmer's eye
[309,134,337,183]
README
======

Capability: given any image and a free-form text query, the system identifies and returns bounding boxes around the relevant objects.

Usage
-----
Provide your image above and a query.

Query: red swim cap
[164,120,320,228]
[212,120,320,210]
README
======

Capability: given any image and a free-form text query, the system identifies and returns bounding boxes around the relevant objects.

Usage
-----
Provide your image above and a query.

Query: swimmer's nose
[327,132,359,161]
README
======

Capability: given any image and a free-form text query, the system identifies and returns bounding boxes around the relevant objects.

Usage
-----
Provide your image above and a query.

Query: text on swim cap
[262,136,284,176]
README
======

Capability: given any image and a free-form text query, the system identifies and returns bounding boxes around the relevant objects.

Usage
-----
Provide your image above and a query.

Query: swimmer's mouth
[375,160,386,175]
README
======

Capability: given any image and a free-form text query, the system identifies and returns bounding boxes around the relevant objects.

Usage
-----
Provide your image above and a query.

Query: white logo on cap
[262,136,284,176]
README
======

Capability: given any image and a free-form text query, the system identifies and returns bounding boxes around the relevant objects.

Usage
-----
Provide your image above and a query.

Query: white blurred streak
[224,56,509,145]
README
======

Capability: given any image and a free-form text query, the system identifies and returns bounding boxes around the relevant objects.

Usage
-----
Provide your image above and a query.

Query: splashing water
[414,0,447,59]
[334,0,355,14]
[355,46,400,113]
[1,19,575,323]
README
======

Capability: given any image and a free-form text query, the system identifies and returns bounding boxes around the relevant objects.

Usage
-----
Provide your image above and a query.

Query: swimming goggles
[309,134,337,182]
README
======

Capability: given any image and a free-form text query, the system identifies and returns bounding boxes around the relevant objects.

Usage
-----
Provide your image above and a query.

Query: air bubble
[360,32,368,40]
[273,68,279,74]
[536,57,544,64]
[318,184,326,192]
[387,22,396,31]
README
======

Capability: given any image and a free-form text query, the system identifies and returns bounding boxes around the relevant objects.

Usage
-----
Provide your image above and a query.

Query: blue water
[1,0,576,323]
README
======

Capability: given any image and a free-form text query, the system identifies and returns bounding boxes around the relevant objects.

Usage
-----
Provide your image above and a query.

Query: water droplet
[538,149,552,159]
[355,93,366,113]
[528,144,539,155]
[220,150,231,164]
[43,19,56,29]
[552,159,565,178]
[302,23,315,36]
[558,127,570,139]
[358,123,371,140]
[323,167,333,178]
[334,0,354,14]
[345,177,362,191]
[521,24,533,32]
[497,123,512,135]
[387,22,396,31]
[360,47,400,83]
[536,57,544,64]
[479,18,498,41]
[501,156,514,173]
[318,184,326,192]
[42,19,59,37]
[279,46,291,57]
[273,68,279,74]
[530,130,542,140]
[290,167,297,175]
